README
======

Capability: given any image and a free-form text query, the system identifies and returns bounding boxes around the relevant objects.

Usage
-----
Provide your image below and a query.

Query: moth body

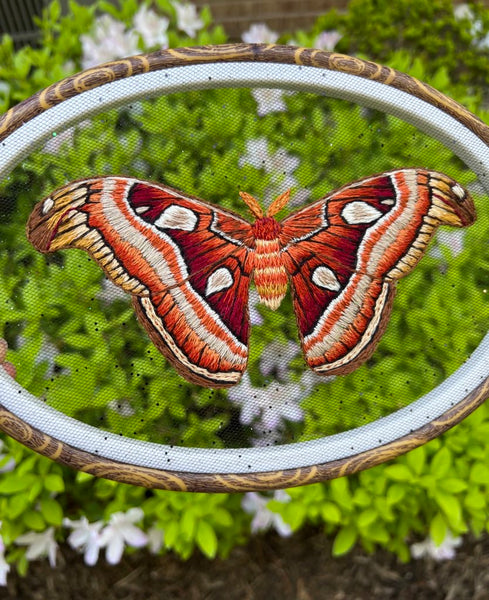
[246,195,291,311]
[253,236,288,310]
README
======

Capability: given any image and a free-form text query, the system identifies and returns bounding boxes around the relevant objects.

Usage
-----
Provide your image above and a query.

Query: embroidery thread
[27,169,476,387]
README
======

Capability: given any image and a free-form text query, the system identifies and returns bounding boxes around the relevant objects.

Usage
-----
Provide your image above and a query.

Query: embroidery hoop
[0,44,487,492]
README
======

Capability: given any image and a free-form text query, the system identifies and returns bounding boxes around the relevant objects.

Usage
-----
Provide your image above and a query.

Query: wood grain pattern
[1,44,489,144]
[0,375,488,492]
[1,43,488,490]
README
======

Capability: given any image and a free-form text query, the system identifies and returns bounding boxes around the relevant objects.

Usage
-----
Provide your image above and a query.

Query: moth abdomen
[253,238,288,310]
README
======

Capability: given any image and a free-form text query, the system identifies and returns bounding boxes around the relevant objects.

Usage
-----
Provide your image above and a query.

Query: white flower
[0,529,9,586]
[97,508,148,565]
[242,491,291,537]
[173,2,204,38]
[81,15,140,70]
[454,4,474,21]
[240,138,299,174]
[64,516,103,566]
[108,399,135,417]
[315,31,342,52]
[228,372,304,430]
[411,531,462,561]
[147,525,164,554]
[430,229,465,259]
[242,24,278,44]
[453,4,488,47]
[259,340,299,381]
[248,289,264,325]
[133,6,169,49]
[16,527,58,567]
[252,88,287,116]
[239,138,306,206]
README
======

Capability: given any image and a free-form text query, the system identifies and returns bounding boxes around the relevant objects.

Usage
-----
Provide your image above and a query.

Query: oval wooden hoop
[0,44,488,492]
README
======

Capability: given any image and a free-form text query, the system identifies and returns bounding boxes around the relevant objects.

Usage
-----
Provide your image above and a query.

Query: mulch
[4,527,489,600]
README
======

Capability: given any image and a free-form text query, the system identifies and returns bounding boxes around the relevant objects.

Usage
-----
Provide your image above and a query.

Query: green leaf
[196,520,218,559]
[321,502,341,524]
[405,445,426,475]
[332,525,357,556]
[434,493,463,529]
[329,478,352,509]
[44,473,65,493]
[464,491,486,511]
[164,521,179,549]
[470,463,489,485]
[384,464,413,482]
[386,484,406,505]
[40,497,63,526]
[0,474,37,494]
[430,447,452,478]
[180,511,196,541]
[7,493,29,519]
[357,508,378,529]
[437,478,467,494]
[429,513,447,546]
[23,510,45,531]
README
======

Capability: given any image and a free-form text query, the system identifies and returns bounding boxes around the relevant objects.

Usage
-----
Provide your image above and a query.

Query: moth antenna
[267,189,291,217]
[239,191,264,219]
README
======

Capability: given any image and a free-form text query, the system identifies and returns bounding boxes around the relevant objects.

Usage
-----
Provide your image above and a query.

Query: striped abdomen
[253,238,288,310]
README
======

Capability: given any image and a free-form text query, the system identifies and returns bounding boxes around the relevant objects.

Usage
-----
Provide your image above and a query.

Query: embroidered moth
[27,169,476,387]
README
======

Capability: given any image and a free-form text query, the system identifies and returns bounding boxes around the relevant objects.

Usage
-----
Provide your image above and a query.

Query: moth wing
[281,169,476,375]
[27,177,255,387]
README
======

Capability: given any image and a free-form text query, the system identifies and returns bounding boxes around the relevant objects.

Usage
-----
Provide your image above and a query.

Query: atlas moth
[27,168,476,387]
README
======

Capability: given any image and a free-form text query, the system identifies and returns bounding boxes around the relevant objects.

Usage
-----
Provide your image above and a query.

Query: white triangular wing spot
[154,205,198,231]
[341,201,383,225]
[312,266,341,291]
[135,205,151,214]
[205,267,234,297]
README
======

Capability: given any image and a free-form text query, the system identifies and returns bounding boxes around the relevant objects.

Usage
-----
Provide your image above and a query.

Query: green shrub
[310,0,489,94]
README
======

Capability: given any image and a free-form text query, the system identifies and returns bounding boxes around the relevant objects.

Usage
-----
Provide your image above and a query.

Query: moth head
[239,190,291,220]
[429,174,476,228]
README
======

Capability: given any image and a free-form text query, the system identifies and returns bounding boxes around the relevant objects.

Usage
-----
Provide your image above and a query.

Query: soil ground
[4,527,489,600]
